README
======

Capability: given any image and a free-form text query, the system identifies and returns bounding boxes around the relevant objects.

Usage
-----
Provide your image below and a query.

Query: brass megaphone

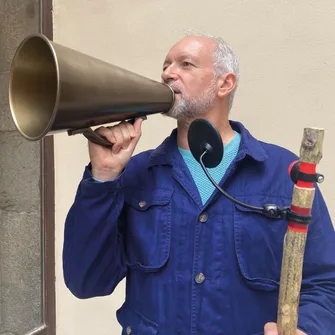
[8,34,175,146]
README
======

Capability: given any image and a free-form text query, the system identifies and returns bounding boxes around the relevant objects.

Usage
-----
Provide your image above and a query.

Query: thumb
[264,322,278,335]
[129,117,144,148]
[133,117,145,137]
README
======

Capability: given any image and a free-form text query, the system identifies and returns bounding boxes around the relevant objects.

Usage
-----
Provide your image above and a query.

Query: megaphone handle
[68,116,147,147]
[68,127,112,146]
[81,128,114,147]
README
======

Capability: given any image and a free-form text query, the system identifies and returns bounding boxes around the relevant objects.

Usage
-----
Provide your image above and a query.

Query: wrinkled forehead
[164,37,216,65]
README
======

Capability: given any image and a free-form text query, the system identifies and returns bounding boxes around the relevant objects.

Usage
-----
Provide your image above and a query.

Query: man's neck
[176,114,235,150]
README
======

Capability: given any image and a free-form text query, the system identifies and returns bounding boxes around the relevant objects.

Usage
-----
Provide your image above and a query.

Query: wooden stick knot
[299,128,324,164]
[302,132,317,150]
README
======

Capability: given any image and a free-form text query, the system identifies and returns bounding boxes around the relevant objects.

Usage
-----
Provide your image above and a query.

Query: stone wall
[0,0,44,333]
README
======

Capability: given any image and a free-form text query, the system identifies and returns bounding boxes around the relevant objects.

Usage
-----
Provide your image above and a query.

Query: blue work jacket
[63,120,335,335]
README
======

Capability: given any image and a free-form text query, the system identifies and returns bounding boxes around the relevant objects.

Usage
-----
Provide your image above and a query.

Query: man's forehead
[176,36,215,47]
[164,36,216,62]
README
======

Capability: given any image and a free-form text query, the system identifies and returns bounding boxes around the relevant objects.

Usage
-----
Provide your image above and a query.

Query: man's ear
[217,73,236,99]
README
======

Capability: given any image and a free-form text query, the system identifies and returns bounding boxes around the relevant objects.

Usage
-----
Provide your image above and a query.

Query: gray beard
[165,81,216,122]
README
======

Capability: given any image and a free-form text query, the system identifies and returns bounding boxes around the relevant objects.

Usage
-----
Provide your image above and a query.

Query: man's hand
[89,117,144,181]
[264,322,306,335]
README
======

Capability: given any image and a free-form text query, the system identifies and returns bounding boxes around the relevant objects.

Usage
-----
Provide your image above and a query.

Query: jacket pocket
[117,301,159,335]
[123,188,173,272]
[233,195,290,290]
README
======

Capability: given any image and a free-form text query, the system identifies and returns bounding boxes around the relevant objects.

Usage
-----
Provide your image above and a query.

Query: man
[63,34,335,334]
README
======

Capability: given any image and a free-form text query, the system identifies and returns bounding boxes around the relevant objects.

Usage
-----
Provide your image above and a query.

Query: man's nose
[161,65,178,82]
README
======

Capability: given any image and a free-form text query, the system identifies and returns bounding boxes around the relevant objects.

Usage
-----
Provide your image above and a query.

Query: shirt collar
[230,120,268,162]
[147,120,268,168]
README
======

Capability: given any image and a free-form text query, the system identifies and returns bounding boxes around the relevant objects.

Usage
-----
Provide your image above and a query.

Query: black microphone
[187,119,286,219]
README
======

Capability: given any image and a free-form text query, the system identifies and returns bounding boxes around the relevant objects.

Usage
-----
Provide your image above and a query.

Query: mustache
[165,81,183,94]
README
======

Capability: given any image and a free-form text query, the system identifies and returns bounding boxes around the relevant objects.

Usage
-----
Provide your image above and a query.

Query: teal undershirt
[178,131,241,205]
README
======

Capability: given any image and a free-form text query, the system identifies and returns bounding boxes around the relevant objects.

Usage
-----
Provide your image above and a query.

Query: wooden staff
[277,127,325,335]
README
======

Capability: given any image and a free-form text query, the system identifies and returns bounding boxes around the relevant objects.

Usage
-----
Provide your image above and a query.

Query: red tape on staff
[287,162,316,232]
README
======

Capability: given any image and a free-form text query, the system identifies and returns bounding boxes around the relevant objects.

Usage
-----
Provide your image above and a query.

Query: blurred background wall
[51,1,335,333]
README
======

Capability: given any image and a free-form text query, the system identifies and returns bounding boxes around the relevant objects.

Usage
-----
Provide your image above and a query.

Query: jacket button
[138,200,146,208]
[195,272,205,284]
[199,212,208,223]
[126,326,132,334]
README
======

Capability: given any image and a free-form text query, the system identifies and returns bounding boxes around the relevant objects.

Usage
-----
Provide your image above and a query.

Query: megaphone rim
[8,33,61,141]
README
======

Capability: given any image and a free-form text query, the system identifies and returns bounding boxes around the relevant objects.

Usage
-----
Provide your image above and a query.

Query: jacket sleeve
[297,186,335,334]
[62,165,127,299]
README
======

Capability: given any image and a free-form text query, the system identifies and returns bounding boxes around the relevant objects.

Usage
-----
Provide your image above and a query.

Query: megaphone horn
[8,34,175,146]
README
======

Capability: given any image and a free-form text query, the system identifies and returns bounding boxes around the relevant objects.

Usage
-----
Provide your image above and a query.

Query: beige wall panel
[53,0,335,333]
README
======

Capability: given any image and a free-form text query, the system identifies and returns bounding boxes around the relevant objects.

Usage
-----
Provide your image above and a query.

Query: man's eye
[183,62,193,67]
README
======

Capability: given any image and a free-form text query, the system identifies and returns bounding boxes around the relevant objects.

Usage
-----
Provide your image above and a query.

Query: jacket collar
[147,120,268,168]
